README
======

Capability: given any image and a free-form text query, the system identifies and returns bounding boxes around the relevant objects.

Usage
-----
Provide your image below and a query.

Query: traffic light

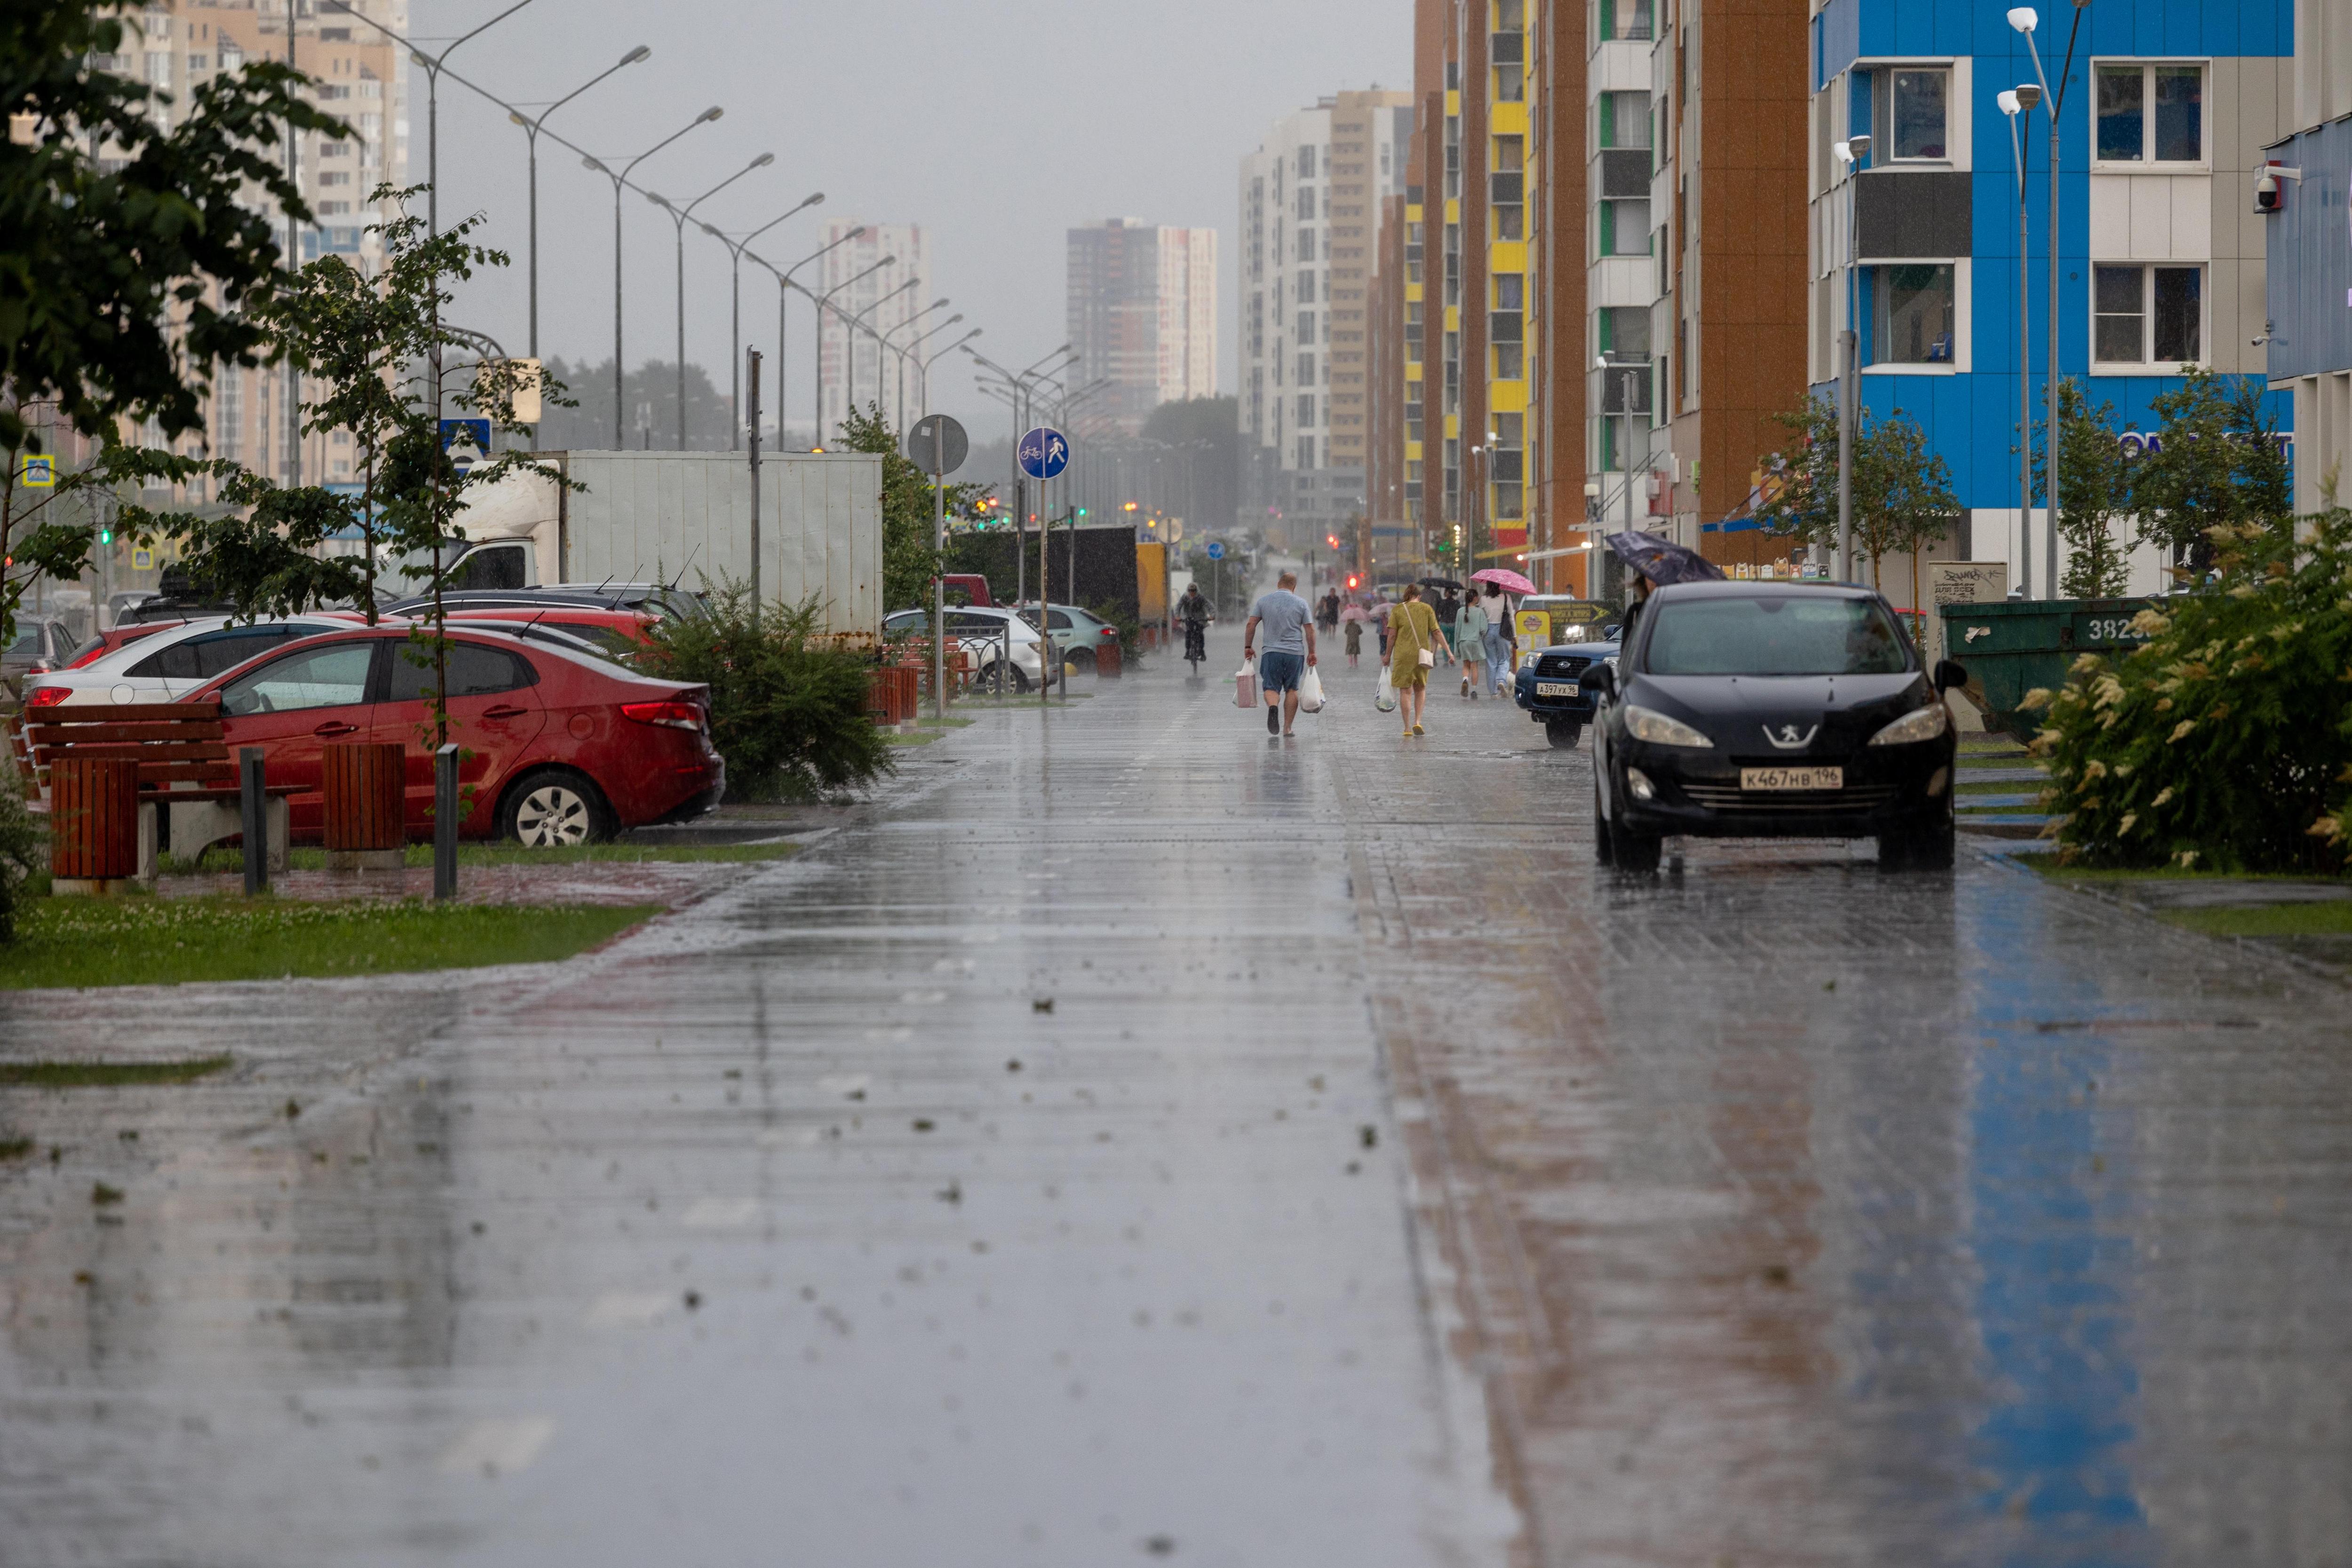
[1346,573,1360,590]
[1076,507,1087,517]
[98,526,112,544]
[1326,533,1339,550]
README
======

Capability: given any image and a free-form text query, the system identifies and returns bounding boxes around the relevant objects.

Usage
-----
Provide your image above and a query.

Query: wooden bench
[11,701,292,885]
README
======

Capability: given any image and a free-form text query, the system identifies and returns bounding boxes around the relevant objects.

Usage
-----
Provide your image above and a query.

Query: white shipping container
[442,449,882,637]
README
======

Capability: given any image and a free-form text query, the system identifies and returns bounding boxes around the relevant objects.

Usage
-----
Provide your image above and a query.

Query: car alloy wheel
[512,780,595,846]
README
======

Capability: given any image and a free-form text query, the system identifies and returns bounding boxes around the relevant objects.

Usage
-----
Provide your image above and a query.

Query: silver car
[22,615,352,706]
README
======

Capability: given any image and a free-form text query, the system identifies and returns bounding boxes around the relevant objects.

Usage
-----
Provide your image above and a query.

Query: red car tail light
[621,700,704,732]
[24,685,68,708]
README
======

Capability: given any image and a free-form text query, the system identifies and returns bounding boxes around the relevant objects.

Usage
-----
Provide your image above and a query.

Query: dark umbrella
[1418,576,1464,592]
[1604,530,1725,586]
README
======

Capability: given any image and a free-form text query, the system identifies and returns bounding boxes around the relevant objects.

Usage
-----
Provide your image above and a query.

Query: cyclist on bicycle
[1178,583,1212,665]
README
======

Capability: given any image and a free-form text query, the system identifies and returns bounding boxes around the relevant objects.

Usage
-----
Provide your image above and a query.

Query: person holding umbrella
[1601,531,1724,644]
[1469,567,1538,693]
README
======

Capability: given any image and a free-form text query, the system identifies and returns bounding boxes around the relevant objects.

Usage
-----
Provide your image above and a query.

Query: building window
[1494,342,1524,379]
[1599,0,1653,42]
[1297,435,1316,468]
[2096,64,2203,163]
[1600,199,1651,256]
[1886,68,1948,160]
[2094,263,2201,364]
[1297,145,1317,179]
[1599,92,1651,150]
[1870,263,1955,364]
[1496,205,1525,240]
[1296,185,1316,220]
[1297,352,1316,384]
[1496,67,1526,103]
[1598,305,1650,359]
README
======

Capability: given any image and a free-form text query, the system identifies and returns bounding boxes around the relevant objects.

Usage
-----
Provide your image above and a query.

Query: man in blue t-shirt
[1243,570,1318,738]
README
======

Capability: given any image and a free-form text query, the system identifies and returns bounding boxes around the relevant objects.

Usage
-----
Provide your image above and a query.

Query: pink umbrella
[1470,568,1537,595]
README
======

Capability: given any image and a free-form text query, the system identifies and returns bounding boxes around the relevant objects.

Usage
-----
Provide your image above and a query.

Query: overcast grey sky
[412,0,1409,439]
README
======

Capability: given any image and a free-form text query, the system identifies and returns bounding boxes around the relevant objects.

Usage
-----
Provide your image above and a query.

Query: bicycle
[1183,619,1208,672]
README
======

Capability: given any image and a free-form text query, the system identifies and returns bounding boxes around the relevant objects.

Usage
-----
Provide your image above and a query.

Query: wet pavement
[5,624,2352,1565]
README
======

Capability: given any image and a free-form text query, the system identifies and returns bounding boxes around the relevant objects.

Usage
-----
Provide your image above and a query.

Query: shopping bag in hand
[1297,664,1326,714]
[1374,665,1398,713]
[1234,661,1258,709]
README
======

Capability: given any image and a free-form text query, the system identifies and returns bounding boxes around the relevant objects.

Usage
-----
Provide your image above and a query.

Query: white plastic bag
[1234,661,1258,708]
[1375,665,1398,713]
[1297,663,1325,714]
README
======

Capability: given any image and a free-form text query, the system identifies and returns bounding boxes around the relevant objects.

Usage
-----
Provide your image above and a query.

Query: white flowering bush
[2025,508,2352,872]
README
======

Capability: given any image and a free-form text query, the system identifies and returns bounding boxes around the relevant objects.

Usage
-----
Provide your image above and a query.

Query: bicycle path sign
[1017,426,1068,480]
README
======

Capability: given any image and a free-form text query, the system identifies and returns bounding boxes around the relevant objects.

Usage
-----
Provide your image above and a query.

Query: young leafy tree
[2036,378,2134,598]
[1753,394,1840,556]
[2,0,342,642]
[1854,410,1959,624]
[835,401,984,611]
[2130,366,2292,581]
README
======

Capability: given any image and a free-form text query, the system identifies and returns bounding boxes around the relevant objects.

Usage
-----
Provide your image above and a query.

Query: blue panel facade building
[2259,0,2352,515]
[1805,0,2293,595]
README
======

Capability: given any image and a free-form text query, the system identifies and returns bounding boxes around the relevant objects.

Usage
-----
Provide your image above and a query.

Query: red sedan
[186,626,724,844]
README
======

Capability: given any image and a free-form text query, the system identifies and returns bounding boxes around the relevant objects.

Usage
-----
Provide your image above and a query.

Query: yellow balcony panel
[1443,305,1459,332]
[1445,199,1460,225]
[1445,90,1460,117]
[1489,241,1527,273]
[1490,380,1527,413]
[1492,102,1528,136]
[1405,362,1423,382]
[1406,440,1423,460]
[1405,282,1422,303]
[1445,414,1460,439]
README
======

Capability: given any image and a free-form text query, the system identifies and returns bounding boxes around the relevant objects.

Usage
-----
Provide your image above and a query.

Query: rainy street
[6,626,2352,1567]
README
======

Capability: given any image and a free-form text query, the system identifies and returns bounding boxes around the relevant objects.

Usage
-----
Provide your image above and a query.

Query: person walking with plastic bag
[1382,582,1452,738]
[1242,569,1318,739]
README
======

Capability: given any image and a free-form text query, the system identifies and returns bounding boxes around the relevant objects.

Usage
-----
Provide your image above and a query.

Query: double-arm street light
[815,254,894,444]
[584,105,723,447]
[701,193,823,448]
[651,151,775,448]
[743,228,862,451]
[507,45,649,359]
[847,276,920,419]
[2010,2,2086,600]
[917,326,981,418]
[1999,83,2044,594]
[881,298,950,426]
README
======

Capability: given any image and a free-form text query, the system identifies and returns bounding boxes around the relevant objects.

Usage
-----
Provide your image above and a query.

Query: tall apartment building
[1370,0,1591,589]
[817,220,930,440]
[1065,220,1217,436]
[104,0,408,489]
[1239,93,1412,545]
[1811,0,2289,594]
[2263,0,2350,515]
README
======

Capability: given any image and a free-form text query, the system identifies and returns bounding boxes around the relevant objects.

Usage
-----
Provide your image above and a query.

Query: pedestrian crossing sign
[19,454,54,487]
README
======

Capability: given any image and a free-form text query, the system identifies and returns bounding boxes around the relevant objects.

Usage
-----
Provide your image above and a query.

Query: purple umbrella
[1604,530,1726,586]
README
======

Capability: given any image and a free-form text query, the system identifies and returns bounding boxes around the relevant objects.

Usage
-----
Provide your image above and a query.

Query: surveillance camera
[2256,171,2282,213]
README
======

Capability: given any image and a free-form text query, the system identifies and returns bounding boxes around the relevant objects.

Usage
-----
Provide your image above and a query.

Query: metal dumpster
[1938,597,2160,740]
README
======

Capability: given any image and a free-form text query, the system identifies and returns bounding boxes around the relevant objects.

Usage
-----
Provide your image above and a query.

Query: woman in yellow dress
[1382,583,1454,737]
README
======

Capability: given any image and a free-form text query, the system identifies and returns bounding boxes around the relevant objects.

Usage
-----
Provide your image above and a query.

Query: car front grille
[1680,781,1900,813]
[1535,654,1591,678]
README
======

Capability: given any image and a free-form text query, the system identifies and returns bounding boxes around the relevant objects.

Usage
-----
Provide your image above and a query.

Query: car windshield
[1642,595,1909,677]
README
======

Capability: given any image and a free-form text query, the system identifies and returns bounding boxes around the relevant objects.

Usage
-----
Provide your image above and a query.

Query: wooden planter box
[322,742,406,869]
[50,757,140,893]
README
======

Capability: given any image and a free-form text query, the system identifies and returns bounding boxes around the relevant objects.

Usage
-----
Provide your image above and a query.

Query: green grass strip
[2161,902,2352,939]
[0,900,655,991]
[0,1056,231,1087]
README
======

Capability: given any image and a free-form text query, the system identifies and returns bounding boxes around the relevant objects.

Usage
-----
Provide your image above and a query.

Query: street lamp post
[2011,3,2082,600]
[653,152,775,449]
[909,318,973,417]
[816,254,895,444]
[745,228,862,451]
[701,193,822,449]
[881,299,949,426]
[2000,85,2042,596]
[506,45,648,361]
[585,107,723,447]
[1832,132,1872,583]
[847,276,918,421]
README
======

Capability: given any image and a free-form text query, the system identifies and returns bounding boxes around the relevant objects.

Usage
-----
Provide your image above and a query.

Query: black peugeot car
[1513,634,1620,748]
[1590,581,1965,871]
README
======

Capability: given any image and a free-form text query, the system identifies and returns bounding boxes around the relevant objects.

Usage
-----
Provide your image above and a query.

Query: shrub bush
[0,764,40,942]
[636,582,892,802]
[2029,509,2352,872]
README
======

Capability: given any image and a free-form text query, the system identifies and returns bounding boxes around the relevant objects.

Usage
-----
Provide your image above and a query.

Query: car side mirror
[1591,663,1618,699]
[1933,658,1968,693]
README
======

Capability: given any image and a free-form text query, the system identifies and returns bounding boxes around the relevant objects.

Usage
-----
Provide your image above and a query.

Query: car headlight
[1867,701,1950,747]
[1623,704,1714,748]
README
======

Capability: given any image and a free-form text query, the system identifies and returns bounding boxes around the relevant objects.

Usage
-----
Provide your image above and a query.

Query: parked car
[2,617,78,685]
[184,626,723,844]
[21,615,352,708]
[883,606,1045,692]
[1511,636,1621,748]
[940,573,996,608]
[443,605,659,661]
[384,583,703,623]
[1010,601,1123,670]
[1590,581,1964,872]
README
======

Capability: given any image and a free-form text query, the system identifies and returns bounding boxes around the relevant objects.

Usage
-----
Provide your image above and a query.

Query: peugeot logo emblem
[1763,723,1820,750]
